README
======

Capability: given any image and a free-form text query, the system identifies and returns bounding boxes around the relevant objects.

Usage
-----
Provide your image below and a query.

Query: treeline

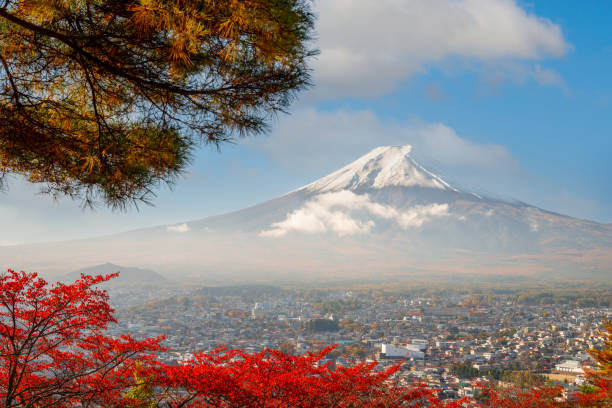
[462,289,612,307]
[313,298,364,314]
[452,363,545,387]
[305,319,339,333]
[338,278,612,300]
[513,289,612,307]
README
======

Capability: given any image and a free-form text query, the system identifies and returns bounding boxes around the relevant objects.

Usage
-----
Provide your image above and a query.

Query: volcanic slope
[2,145,611,281]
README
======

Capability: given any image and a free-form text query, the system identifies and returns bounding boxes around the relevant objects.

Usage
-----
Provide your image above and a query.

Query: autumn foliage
[1,269,610,407]
[0,1,315,207]
[0,270,162,407]
[156,347,465,408]
[479,385,569,408]
[577,319,612,407]
[0,270,463,408]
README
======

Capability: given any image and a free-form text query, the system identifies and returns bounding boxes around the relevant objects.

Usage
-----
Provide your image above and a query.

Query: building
[407,339,428,352]
[555,360,584,374]
[380,343,425,360]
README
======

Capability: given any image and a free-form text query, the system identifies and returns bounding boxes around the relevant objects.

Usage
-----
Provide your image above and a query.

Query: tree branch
[0,53,21,106]
[0,8,236,97]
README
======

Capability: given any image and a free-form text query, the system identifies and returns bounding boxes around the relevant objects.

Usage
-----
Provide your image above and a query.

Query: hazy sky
[1,0,611,246]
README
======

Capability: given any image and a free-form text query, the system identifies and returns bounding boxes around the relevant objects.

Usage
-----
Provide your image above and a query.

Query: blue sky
[1,0,611,245]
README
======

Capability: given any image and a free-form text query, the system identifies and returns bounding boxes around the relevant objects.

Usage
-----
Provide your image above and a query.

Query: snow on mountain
[262,145,461,237]
[1,144,610,281]
[301,145,458,193]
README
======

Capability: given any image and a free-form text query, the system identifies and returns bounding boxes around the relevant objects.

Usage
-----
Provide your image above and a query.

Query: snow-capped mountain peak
[301,145,458,193]
[2,145,611,281]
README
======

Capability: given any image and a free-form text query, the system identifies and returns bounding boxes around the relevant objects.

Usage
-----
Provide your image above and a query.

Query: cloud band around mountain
[260,190,450,237]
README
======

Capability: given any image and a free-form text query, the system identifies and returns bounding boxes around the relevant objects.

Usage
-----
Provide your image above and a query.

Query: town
[107,281,612,401]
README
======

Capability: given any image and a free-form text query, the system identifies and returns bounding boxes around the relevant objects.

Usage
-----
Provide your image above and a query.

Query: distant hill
[63,263,166,284]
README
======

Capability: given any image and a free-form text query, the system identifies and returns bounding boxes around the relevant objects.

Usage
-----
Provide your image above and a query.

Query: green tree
[305,318,339,333]
[0,0,315,208]
[123,364,157,408]
[278,341,296,355]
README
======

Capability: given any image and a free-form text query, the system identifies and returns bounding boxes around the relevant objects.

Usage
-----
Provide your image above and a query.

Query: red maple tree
[0,270,162,407]
[156,346,467,407]
[478,385,570,408]
[0,270,463,408]
[1,269,610,408]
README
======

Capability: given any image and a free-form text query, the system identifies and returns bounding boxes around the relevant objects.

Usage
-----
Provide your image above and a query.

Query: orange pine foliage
[0,1,315,208]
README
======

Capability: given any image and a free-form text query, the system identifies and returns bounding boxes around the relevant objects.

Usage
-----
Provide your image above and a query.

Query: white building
[555,360,584,374]
[380,343,425,359]
[483,352,496,360]
[407,339,428,351]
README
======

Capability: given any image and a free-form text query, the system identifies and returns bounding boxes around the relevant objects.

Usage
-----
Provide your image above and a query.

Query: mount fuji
[2,145,611,282]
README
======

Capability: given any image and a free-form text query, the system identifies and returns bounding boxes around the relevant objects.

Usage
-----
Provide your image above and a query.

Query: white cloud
[248,108,612,223]
[260,190,450,237]
[167,223,190,233]
[477,62,567,92]
[251,108,519,176]
[408,122,519,170]
[397,203,451,228]
[313,0,570,98]
[532,64,567,89]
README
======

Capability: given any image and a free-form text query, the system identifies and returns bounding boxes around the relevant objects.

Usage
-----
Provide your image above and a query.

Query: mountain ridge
[62,263,166,284]
[1,145,610,281]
